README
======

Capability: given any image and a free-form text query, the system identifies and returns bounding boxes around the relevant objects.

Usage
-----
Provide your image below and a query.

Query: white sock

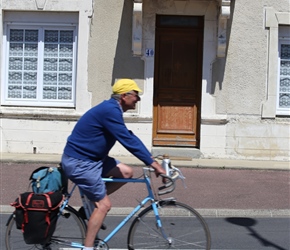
[82,247,94,250]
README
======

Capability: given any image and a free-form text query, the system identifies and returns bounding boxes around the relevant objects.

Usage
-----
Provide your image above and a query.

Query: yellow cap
[112,79,142,94]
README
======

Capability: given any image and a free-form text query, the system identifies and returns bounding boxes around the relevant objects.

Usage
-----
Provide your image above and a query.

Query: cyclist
[61,79,166,250]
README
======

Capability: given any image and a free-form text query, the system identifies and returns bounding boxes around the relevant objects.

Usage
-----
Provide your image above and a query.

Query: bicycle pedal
[78,206,86,220]
[101,222,107,230]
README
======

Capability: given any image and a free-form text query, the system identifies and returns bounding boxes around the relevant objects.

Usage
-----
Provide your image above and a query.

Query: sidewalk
[1,153,289,217]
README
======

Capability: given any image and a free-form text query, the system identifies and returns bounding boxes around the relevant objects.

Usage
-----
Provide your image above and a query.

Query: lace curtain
[279,44,290,108]
[8,29,74,101]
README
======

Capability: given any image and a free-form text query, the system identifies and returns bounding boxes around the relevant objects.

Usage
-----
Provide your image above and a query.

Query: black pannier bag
[11,191,63,244]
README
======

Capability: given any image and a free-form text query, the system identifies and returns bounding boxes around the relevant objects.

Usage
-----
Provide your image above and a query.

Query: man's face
[121,91,140,112]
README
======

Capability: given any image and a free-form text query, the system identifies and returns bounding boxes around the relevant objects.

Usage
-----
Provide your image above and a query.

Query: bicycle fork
[151,200,174,246]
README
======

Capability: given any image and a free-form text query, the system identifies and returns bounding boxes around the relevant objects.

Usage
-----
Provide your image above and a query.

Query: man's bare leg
[84,195,111,247]
[106,163,133,195]
[84,163,132,247]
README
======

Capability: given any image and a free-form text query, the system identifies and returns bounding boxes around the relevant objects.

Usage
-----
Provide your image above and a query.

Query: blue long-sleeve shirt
[63,98,154,166]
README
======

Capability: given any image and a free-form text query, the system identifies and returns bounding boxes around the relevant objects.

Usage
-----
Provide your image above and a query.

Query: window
[2,24,77,107]
[277,27,290,116]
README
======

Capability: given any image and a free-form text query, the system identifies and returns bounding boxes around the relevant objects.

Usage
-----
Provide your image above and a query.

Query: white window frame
[276,38,290,116]
[263,8,290,118]
[1,22,78,108]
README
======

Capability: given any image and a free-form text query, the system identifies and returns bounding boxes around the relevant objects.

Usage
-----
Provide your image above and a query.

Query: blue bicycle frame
[58,168,172,248]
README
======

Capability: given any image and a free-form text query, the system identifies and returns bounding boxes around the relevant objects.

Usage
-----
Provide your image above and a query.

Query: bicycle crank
[94,239,109,249]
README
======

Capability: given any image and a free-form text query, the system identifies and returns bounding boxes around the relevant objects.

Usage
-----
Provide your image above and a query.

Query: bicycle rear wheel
[5,205,86,250]
[128,200,211,250]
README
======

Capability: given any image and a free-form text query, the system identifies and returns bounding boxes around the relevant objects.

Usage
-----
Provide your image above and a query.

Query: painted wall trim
[217,0,231,57]
[132,0,142,56]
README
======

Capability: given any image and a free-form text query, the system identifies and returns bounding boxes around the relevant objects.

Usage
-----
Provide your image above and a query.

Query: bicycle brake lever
[170,166,187,188]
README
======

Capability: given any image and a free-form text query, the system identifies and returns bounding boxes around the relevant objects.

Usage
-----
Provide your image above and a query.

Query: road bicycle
[5,155,211,249]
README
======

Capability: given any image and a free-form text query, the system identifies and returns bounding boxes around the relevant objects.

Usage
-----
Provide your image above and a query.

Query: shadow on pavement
[225,217,287,250]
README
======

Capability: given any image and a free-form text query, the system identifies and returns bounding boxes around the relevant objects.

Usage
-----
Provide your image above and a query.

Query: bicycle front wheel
[5,205,86,250]
[128,200,211,250]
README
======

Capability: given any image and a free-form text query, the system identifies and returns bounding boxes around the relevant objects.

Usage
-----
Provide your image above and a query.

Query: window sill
[0,107,81,121]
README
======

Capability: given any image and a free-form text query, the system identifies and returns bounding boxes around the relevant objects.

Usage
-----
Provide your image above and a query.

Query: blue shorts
[61,154,119,202]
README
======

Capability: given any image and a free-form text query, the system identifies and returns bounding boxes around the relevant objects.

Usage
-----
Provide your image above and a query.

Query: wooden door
[153,15,204,147]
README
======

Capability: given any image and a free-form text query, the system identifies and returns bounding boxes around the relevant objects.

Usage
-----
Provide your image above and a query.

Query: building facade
[0,0,289,161]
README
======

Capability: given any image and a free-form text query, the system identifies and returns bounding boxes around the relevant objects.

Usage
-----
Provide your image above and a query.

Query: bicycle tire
[127,200,211,250]
[5,205,86,250]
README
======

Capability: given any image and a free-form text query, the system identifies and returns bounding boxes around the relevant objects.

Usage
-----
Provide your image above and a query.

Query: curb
[110,207,290,218]
[1,205,289,218]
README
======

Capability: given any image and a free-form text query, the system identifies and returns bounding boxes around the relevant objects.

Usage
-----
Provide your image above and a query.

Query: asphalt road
[1,214,289,250]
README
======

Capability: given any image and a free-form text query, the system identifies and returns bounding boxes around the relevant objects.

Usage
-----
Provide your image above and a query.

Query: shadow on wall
[111,0,144,87]
[208,0,235,95]
[210,57,225,94]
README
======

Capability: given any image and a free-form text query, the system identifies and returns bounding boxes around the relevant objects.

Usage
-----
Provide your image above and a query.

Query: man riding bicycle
[61,79,165,250]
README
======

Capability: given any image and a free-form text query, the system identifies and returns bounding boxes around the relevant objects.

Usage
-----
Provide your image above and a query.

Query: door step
[151,147,203,159]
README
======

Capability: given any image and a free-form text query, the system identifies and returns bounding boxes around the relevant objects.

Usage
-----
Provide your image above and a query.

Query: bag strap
[21,193,33,233]
[43,193,54,237]
[43,193,52,209]
[25,193,34,206]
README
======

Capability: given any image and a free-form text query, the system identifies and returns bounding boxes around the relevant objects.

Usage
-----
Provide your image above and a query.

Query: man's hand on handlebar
[150,160,167,183]
[150,160,166,176]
